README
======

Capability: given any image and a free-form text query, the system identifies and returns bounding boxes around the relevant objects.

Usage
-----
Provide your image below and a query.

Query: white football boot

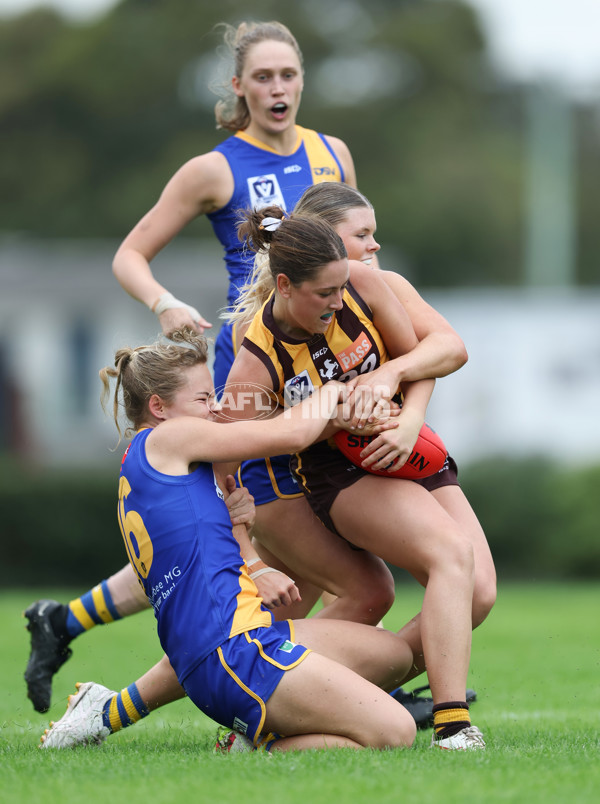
[40,681,113,748]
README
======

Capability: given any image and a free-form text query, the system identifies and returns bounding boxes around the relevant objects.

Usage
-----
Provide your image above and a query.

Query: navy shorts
[237,455,302,505]
[182,620,310,746]
[292,444,460,535]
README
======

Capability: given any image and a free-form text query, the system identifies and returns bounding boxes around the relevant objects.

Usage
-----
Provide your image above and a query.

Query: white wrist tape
[151,292,202,323]
[246,557,262,568]
[249,567,293,583]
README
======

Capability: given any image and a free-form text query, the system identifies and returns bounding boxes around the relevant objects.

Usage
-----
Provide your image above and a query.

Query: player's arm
[150,383,346,468]
[219,474,300,609]
[112,151,233,333]
[343,264,435,444]
[380,270,468,378]
[324,134,357,188]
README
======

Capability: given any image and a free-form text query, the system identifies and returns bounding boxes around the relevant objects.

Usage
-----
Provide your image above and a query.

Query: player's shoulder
[348,261,387,292]
[170,150,233,212]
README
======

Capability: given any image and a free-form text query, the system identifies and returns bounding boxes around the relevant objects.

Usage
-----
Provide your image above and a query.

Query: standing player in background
[24,19,399,717]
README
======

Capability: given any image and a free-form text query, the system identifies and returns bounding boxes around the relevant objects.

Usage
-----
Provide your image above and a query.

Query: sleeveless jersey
[241,282,389,470]
[208,125,345,306]
[117,428,271,685]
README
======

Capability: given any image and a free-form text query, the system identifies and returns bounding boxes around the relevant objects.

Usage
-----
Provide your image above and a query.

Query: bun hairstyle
[237,204,346,287]
[225,205,346,325]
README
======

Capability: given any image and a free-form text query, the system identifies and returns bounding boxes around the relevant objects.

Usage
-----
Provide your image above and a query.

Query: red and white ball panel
[333,422,447,479]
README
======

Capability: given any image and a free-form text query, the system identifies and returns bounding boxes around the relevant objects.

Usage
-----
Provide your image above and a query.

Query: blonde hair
[294,182,373,225]
[213,21,303,132]
[223,247,274,325]
[99,328,209,441]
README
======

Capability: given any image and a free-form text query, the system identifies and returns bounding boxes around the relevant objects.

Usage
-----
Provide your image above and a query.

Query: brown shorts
[291,443,459,536]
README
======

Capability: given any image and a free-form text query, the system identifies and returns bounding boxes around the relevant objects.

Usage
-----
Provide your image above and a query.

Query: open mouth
[320,312,334,323]
[271,102,288,118]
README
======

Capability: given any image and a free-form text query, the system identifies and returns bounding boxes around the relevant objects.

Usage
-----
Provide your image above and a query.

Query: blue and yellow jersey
[117,428,272,685]
[208,125,345,306]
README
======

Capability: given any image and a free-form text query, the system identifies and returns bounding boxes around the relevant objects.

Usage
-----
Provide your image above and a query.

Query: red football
[333,422,447,480]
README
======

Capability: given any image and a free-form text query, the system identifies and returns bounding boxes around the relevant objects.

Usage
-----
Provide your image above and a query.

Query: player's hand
[333,399,401,435]
[250,563,301,609]
[223,475,255,528]
[359,409,422,472]
[158,307,212,335]
[342,364,400,430]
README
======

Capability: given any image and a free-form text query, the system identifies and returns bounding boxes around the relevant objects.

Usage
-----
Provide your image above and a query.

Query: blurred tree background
[1,0,599,583]
[2,0,599,287]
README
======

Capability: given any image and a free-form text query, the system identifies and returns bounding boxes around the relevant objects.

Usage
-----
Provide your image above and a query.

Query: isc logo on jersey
[336,332,373,371]
[248,174,286,210]
[283,370,314,407]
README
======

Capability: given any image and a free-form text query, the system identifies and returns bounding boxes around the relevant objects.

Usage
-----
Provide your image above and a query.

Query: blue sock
[65,580,121,638]
[102,683,150,733]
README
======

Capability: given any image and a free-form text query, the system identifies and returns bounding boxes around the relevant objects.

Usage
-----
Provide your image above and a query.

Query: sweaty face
[233,40,304,136]
[334,207,380,265]
[160,364,219,421]
[275,258,350,339]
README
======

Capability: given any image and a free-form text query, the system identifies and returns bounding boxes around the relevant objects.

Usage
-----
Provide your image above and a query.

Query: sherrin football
[333,422,447,480]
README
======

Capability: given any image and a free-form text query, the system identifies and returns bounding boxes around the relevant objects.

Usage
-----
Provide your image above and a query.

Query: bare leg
[252,496,395,625]
[431,486,496,627]
[134,654,185,710]
[105,563,150,616]
[385,485,497,684]
[251,540,324,620]
[263,619,416,751]
[330,476,475,705]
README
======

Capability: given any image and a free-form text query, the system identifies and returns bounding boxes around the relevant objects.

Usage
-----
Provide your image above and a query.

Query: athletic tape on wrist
[151,292,202,322]
[249,567,293,582]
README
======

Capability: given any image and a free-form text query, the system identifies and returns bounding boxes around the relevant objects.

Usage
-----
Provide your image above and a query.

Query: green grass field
[1,583,599,803]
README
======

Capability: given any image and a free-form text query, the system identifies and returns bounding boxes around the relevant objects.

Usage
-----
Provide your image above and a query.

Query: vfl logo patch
[283,370,314,407]
[278,640,296,653]
[336,332,373,371]
[248,174,286,210]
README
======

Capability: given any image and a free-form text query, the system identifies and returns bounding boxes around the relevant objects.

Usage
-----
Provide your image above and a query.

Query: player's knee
[374,713,417,750]
[352,571,395,625]
[332,557,395,624]
[433,529,475,583]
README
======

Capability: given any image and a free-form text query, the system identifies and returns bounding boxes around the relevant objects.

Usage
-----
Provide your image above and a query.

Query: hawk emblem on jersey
[248,174,286,210]
[283,370,314,407]
[319,359,339,380]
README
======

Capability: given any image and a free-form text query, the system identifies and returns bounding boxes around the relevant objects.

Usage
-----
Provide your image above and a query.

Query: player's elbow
[454,337,468,369]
